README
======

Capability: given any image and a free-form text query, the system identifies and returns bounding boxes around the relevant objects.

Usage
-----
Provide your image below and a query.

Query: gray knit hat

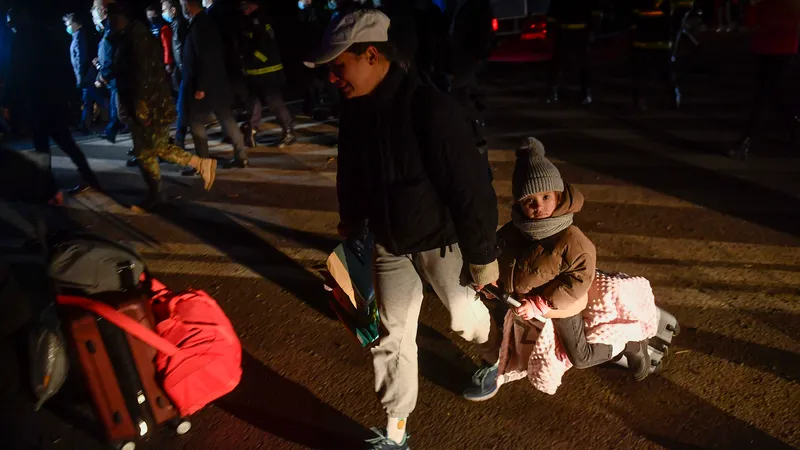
[512,137,564,201]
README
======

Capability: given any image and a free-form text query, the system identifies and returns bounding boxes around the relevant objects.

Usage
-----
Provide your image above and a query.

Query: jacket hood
[552,183,584,217]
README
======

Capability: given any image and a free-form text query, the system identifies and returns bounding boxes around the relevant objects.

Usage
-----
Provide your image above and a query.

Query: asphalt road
[2,31,799,450]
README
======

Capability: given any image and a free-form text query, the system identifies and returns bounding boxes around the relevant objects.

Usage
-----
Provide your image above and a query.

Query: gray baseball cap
[303,9,391,68]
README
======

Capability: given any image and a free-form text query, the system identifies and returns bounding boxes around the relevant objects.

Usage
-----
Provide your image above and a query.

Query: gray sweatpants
[372,243,491,418]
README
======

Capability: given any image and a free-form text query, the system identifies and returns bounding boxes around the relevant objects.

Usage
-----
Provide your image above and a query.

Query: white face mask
[202,0,213,8]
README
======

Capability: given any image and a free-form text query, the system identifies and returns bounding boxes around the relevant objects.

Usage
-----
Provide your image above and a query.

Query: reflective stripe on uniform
[245,64,283,76]
[253,50,268,62]
[632,41,673,49]
[560,23,587,29]
[633,9,665,16]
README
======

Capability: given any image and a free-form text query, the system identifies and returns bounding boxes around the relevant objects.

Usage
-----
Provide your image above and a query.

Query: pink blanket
[497,271,659,395]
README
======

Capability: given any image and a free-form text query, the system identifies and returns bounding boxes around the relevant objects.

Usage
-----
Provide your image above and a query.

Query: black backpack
[47,233,146,295]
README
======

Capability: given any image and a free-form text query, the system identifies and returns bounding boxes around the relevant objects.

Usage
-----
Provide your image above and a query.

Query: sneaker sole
[463,387,499,402]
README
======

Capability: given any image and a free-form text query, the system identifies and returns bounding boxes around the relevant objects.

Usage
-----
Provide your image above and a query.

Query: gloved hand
[469,260,499,290]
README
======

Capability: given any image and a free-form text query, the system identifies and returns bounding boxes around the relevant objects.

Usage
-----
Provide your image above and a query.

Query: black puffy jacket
[337,64,498,264]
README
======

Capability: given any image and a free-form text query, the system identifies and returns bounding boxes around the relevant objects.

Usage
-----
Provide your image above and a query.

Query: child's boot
[623,339,651,381]
[463,363,499,401]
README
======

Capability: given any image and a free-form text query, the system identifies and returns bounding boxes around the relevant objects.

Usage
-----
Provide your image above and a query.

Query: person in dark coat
[546,0,600,105]
[204,0,248,107]
[92,4,124,143]
[106,3,216,209]
[3,8,102,200]
[238,0,295,148]
[630,0,681,110]
[161,0,189,93]
[305,10,499,449]
[178,0,248,168]
[64,13,107,134]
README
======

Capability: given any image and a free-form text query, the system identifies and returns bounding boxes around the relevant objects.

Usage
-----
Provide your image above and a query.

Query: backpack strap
[56,294,180,356]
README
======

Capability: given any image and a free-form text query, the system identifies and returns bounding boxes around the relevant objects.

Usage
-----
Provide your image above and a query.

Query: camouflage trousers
[130,123,193,180]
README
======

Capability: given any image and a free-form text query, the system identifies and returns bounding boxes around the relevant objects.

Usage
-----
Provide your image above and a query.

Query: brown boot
[189,156,217,191]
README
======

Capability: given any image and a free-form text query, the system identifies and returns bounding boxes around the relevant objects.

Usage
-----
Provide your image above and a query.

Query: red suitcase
[62,293,191,449]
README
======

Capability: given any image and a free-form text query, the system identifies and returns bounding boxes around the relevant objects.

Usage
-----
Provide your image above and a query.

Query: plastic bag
[28,304,69,411]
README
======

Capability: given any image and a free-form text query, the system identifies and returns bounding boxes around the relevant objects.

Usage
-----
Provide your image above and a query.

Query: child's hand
[514,296,551,321]
[514,300,537,320]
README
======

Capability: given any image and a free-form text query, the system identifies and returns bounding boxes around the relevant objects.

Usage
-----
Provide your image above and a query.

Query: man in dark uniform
[546,0,600,105]
[179,0,249,168]
[3,8,102,199]
[630,0,681,110]
[238,0,295,148]
[106,4,216,209]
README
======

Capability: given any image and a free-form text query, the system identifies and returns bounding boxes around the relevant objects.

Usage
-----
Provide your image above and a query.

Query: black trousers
[245,77,293,132]
[552,313,614,369]
[548,28,593,94]
[32,119,100,195]
[631,48,677,101]
[744,53,795,138]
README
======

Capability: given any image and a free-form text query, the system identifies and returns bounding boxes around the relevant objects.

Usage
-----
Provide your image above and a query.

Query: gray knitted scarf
[512,208,574,241]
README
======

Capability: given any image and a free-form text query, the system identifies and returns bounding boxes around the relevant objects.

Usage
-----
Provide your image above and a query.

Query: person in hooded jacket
[463,138,653,402]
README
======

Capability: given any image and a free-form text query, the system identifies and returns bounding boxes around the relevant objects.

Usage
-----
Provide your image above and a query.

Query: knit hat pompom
[516,137,546,159]
[512,136,564,201]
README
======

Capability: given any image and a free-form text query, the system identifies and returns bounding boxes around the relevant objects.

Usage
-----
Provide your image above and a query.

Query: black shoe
[278,131,296,148]
[582,91,593,106]
[222,158,249,169]
[728,137,750,160]
[623,340,651,382]
[67,184,92,195]
[181,167,197,176]
[127,148,135,156]
[546,87,559,104]
[100,133,117,144]
[126,157,138,167]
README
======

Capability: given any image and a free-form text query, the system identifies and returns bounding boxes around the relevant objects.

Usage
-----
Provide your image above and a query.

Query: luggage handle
[56,295,180,357]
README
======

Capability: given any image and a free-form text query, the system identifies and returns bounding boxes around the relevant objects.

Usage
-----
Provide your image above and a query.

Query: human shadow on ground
[214,351,371,449]
[671,307,800,383]
[153,201,336,319]
[417,324,479,395]
[600,370,796,449]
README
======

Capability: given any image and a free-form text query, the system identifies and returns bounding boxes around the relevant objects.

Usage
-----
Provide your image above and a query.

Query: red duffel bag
[57,278,242,417]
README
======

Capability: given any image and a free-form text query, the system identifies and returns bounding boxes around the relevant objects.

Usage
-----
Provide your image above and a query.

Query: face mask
[95,24,103,32]
[162,12,173,23]
[328,0,337,10]
[298,0,305,10]
[66,25,74,34]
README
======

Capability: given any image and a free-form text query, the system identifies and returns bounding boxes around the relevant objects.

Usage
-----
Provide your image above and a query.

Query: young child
[464,137,650,401]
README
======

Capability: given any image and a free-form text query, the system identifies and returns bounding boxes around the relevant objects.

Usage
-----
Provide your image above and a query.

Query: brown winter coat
[497,184,596,318]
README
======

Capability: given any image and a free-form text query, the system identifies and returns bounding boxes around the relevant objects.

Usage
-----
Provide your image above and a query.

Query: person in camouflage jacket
[106,4,216,209]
